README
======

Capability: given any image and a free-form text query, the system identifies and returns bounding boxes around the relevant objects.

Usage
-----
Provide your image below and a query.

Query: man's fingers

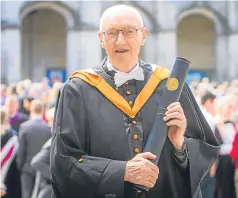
[148,170,159,180]
[149,163,159,174]
[147,175,157,185]
[163,112,184,122]
[138,152,157,160]
[166,119,186,127]
[167,102,181,110]
[166,104,184,115]
[143,181,155,188]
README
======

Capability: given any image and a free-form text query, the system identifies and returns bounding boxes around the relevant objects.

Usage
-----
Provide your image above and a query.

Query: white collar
[106,59,144,87]
[106,59,140,73]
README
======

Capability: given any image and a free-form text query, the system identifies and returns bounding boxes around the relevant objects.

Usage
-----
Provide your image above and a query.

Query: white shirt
[107,59,144,87]
[200,106,216,133]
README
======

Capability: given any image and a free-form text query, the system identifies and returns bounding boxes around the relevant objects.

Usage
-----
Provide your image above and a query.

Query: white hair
[99,5,144,31]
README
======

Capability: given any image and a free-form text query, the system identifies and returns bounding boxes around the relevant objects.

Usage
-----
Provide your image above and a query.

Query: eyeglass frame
[101,27,144,40]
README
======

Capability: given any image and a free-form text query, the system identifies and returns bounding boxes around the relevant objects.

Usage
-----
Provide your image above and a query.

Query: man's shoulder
[139,60,169,73]
[64,65,106,93]
[18,112,28,121]
[22,120,50,132]
[20,119,34,129]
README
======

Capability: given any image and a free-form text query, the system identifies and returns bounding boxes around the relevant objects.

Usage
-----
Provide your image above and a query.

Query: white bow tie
[114,67,144,87]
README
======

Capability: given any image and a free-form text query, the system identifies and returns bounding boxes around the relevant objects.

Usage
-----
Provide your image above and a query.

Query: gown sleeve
[179,83,220,196]
[50,79,127,198]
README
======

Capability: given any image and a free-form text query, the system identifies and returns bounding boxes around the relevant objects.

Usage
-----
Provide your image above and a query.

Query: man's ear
[97,31,104,48]
[141,28,148,46]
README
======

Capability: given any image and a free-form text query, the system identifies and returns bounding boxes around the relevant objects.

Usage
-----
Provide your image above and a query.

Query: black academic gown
[50,59,219,198]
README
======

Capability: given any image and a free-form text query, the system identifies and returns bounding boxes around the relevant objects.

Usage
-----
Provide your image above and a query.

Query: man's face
[23,99,30,111]
[5,99,19,115]
[98,13,147,67]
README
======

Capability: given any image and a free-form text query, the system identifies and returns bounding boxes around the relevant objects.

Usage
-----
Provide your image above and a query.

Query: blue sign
[46,68,66,87]
[186,70,208,85]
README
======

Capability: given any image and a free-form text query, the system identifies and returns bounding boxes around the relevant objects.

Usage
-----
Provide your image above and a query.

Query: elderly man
[50,5,219,198]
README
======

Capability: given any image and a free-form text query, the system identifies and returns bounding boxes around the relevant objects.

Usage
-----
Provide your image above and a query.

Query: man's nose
[115,32,126,45]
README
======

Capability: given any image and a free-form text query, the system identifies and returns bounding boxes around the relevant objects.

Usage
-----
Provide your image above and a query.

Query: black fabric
[214,122,236,198]
[50,59,219,198]
[214,155,236,198]
[1,129,22,198]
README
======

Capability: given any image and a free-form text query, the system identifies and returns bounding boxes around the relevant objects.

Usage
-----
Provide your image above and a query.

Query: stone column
[66,30,102,77]
[156,1,177,69]
[157,32,177,69]
[215,35,229,82]
[1,29,21,83]
[143,33,158,64]
[228,34,238,80]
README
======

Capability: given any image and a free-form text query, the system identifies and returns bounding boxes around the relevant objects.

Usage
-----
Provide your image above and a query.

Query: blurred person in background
[23,79,32,90]
[1,84,7,106]
[230,124,238,198]
[21,96,35,116]
[47,82,63,110]
[16,81,28,114]
[28,83,42,99]
[31,107,55,198]
[1,108,21,198]
[40,92,49,109]
[189,81,199,94]
[214,95,237,198]
[215,82,229,97]
[201,77,210,85]
[16,99,51,198]
[194,82,210,103]
[4,95,28,134]
[40,78,51,94]
[229,93,238,198]
[6,84,17,96]
[45,107,55,128]
[230,80,238,95]
[16,81,27,101]
[200,91,219,198]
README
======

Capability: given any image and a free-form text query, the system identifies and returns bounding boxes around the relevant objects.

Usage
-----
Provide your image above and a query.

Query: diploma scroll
[134,57,190,192]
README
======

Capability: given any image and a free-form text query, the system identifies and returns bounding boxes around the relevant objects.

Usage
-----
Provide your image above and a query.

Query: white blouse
[220,123,237,155]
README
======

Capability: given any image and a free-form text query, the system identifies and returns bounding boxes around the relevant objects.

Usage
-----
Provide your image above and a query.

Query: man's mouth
[115,49,129,53]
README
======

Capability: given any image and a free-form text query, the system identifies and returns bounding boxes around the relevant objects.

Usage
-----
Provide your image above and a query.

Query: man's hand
[163,102,187,150]
[124,152,159,188]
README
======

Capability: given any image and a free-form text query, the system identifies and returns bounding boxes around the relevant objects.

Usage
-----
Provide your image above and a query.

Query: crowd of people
[1,79,61,198]
[191,78,238,198]
[0,76,238,198]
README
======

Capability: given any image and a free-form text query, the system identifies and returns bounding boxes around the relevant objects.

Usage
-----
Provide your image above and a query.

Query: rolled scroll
[134,57,190,192]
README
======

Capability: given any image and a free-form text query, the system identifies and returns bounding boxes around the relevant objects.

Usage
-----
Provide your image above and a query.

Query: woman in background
[1,108,21,198]
[214,95,237,198]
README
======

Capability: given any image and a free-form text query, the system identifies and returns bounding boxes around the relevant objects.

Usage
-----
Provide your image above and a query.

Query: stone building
[1,1,238,84]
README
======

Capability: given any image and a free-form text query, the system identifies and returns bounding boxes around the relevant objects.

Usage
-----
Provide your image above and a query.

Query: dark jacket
[31,138,52,198]
[17,118,51,174]
[50,59,219,198]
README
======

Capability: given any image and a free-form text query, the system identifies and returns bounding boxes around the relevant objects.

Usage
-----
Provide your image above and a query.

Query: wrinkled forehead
[101,13,143,31]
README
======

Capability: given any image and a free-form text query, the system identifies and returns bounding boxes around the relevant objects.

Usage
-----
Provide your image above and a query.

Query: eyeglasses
[102,28,142,40]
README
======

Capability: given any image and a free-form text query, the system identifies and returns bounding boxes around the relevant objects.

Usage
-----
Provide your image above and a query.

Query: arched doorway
[177,14,215,80]
[21,9,67,81]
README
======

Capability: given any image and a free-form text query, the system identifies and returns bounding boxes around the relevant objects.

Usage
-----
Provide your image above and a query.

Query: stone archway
[19,2,75,81]
[177,14,215,75]
[176,7,227,81]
